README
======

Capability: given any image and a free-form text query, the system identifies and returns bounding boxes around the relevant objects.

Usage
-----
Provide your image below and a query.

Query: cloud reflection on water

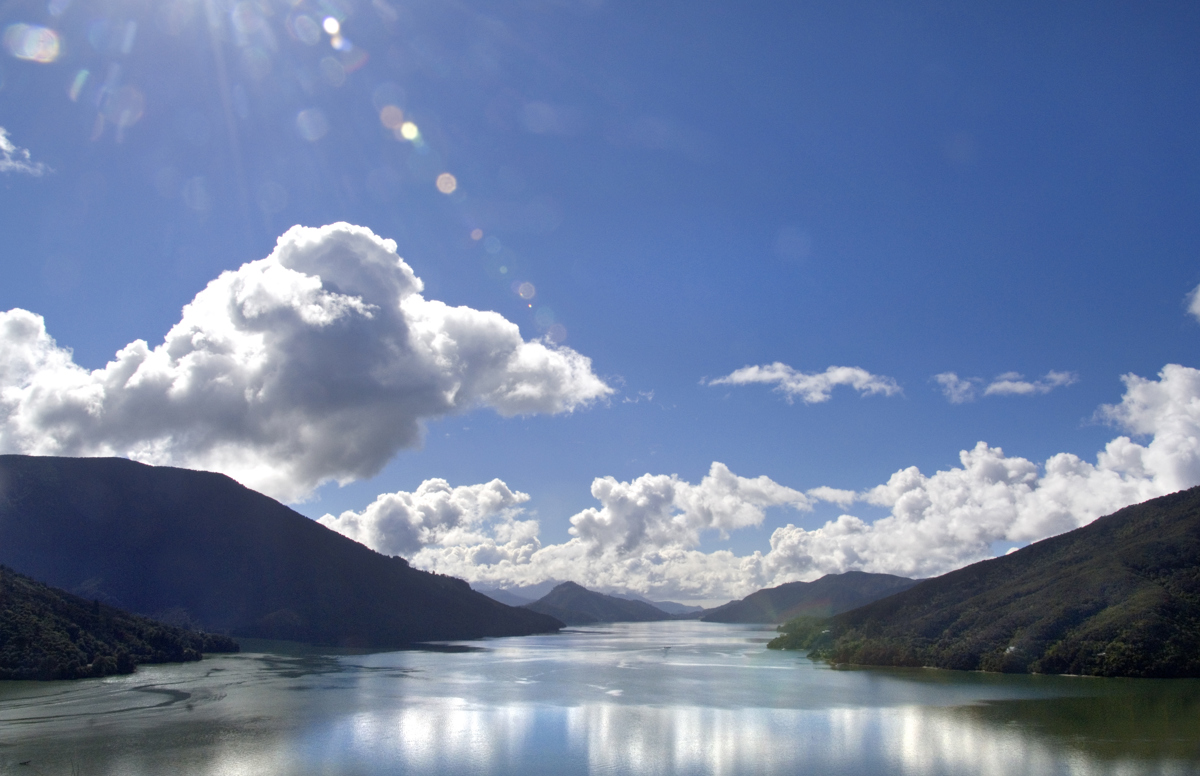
[251,697,1200,776]
[1,623,1197,775]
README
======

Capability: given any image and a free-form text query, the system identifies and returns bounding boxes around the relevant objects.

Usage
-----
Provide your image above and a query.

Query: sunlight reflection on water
[1,622,1197,775]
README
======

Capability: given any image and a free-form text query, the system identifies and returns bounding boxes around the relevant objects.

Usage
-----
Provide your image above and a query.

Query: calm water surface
[2,621,1198,775]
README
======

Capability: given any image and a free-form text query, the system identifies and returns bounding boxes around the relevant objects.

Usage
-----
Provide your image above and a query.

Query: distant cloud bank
[0,127,47,176]
[934,370,1077,403]
[708,362,901,404]
[326,364,1200,601]
[0,223,611,501]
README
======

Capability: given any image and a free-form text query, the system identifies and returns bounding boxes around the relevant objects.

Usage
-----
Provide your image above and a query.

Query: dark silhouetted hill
[702,571,919,623]
[0,456,562,648]
[770,487,1200,678]
[475,587,534,607]
[524,582,672,625]
[0,565,238,680]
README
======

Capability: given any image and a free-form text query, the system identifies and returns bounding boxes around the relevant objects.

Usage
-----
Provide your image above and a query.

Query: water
[2,621,1198,775]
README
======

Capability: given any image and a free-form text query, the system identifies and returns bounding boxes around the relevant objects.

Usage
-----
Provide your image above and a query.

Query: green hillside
[702,571,918,623]
[0,566,238,680]
[770,487,1200,678]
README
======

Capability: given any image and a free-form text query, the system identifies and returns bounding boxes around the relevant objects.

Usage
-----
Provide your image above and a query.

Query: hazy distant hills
[702,571,919,623]
[0,456,562,647]
[0,565,239,680]
[610,592,704,616]
[523,582,673,625]
[478,583,702,616]
[773,486,1200,678]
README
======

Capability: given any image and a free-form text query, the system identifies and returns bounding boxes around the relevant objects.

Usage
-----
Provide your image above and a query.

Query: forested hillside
[770,487,1200,678]
[702,571,918,623]
[0,566,238,680]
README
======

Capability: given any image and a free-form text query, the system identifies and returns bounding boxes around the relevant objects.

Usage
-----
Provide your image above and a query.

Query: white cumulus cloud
[708,363,901,404]
[0,223,611,501]
[933,372,980,403]
[568,462,811,553]
[934,370,1077,402]
[318,479,531,558]
[322,462,814,600]
[0,127,47,176]
[984,370,1077,397]
[1188,283,1200,323]
[328,363,1200,602]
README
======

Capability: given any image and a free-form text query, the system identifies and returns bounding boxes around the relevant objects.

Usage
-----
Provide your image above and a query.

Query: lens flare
[4,24,61,63]
[291,14,320,45]
[119,20,137,54]
[296,108,329,141]
[372,83,405,112]
[103,85,145,128]
[322,16,339,35]
[470,229,483,240]
[160,0,196,36]
[319,56,345,86]
[518,282,536,300]
[399,122,419,140]
[256,181,288,214]
[436,173,457,194]
[342,48,368,72]
[68,69,89,101]
[379,105,404,130]
[241,47,271,81]
[182,176,210,211]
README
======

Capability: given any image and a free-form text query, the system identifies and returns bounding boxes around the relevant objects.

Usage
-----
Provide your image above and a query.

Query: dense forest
[769,487,1200,678]
[0,566,239,680]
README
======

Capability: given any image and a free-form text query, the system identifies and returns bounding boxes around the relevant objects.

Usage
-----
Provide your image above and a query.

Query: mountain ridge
[0,455,562,647]
[702,571,919,623]
[770,486,1200,678]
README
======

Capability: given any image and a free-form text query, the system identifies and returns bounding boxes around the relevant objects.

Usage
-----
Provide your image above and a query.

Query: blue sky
[2,0,1199,601]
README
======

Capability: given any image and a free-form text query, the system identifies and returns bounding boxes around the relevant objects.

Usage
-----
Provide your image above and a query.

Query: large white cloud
[0,223,611,501]
[324,363,1200,602]
[568,462,811,554]
[708,363,900,404]
[318,479,531,558]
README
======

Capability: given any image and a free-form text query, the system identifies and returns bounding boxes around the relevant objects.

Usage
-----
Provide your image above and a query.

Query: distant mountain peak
[524,582,673,625]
